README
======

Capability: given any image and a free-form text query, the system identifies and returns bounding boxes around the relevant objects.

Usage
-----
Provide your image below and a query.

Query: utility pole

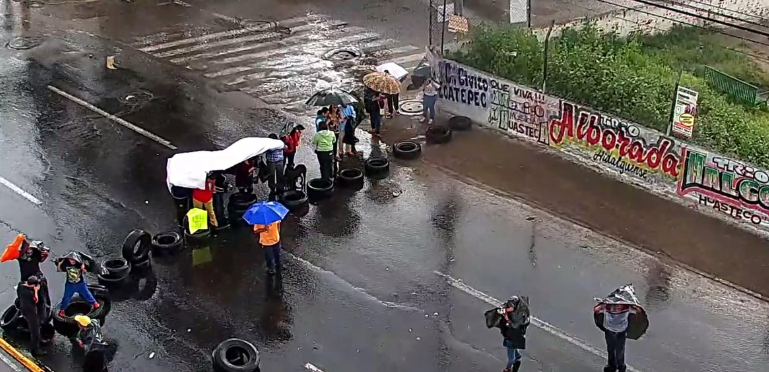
[454,0,463,16]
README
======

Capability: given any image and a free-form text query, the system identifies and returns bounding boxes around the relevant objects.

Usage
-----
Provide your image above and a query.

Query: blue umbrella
[242,201,289,225]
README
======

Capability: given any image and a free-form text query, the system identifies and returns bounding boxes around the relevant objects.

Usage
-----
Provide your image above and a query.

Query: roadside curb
[0,337,46,372]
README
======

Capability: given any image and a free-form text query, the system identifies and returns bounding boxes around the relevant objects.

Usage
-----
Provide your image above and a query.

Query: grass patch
[449,24,769,168]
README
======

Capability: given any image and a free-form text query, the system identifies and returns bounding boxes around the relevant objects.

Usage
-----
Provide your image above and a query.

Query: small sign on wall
[671,86,698,138]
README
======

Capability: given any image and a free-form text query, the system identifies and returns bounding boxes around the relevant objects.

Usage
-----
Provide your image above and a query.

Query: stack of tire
[212,338,261,372]
[52,284,111,337]
[228,192,257,228]
[0,299,55,341]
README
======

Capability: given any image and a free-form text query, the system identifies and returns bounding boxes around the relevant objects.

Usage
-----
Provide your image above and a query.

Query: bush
[449,24,769,169]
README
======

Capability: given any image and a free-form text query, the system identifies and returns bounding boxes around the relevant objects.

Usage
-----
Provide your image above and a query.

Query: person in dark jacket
[498,297,530,372]
[17,276,48,356]
[16,239,51,307]
[73,315,109,372]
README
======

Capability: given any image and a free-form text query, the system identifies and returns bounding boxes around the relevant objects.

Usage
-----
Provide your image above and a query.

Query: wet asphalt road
[1,2,769,372]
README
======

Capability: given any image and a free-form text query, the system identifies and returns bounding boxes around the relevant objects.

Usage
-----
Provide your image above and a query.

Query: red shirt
[283,132,301,154]
[192,179,214,203]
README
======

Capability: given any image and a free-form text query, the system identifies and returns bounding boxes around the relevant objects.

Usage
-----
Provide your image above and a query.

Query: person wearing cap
[57,257,99,317]
[17,275,48,356]
[74,315,108,372]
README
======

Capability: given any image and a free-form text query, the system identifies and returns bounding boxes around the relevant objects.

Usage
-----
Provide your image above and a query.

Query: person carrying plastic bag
[593,284,649,372]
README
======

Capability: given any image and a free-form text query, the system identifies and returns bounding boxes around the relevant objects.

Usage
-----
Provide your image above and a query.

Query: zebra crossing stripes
[132,13,427,112]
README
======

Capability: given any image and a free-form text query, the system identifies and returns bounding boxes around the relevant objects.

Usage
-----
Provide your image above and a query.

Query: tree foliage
[449,24,769,169]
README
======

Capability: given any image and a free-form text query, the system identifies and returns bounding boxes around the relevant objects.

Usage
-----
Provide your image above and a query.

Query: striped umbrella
[305,88,359,107]
[363,72,401,94]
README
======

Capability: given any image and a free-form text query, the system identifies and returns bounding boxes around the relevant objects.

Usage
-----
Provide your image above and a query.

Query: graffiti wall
[438,59,559,143]
[436,57,769,234]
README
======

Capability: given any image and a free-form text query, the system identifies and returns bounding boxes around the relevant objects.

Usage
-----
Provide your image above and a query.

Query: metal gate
[429,0,448,53]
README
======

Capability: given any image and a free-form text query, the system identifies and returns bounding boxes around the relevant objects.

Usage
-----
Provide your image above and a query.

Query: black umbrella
[305,89,359,107]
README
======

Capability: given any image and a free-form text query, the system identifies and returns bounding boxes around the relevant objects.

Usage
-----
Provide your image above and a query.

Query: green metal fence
[703,66,768,106]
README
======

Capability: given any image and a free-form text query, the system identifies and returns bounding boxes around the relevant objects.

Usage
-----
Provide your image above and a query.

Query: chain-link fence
[429,0,448,53]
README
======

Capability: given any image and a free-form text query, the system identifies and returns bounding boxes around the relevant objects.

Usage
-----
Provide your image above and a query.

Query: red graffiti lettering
[548,102,680,178]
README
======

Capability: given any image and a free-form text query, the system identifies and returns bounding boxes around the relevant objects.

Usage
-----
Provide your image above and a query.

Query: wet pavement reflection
[0,9,768,372]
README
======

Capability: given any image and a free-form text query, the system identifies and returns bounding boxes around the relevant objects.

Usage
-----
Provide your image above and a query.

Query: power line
[592,0,769,50]
[667,0,769,30]
[628,0,769,38]
[668,0,763,21]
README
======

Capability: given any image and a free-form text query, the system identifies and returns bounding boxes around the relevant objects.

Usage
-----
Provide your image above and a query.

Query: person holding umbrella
[243,201,289,275]
[363,72,400,136]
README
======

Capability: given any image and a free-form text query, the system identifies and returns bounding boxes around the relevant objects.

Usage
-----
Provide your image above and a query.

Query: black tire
[52,296,111,337]
[229,192,257,209]
[212,338,260,372]
[97,269,130,287]
[448,116,472,131]
[121,229,152,264]
[131,256,152,271]
[0,305,21,330]
[279,190,309,210]
[87,284,110,300]
[307,178,334,199]
[184,228,211,241]
[392,141,422,160]
[364,157,390,179]
[99,258,130,278]
[337,168,364,189]
[151,231,184,256]
[426,125,452,144]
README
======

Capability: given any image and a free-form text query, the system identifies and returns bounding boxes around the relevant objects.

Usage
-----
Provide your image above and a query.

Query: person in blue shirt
[265,133,286,195]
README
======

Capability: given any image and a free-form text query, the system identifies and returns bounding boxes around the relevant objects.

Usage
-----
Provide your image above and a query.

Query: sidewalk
[378,110,769,299]
[0,348,25,372]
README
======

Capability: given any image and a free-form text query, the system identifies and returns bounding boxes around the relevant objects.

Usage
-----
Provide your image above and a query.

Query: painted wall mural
[436,57,769,235]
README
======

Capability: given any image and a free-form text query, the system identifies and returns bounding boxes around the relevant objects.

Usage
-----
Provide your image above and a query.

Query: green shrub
[449,23,769,168]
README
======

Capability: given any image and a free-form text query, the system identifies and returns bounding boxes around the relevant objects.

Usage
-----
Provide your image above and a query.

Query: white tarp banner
[376,62,409,82]
[509,0,528,24]
[166,137,285,192]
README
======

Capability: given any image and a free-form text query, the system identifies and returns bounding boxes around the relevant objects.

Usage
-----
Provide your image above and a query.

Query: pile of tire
[364,157,390,180]
[228,192,257,228]
[52,284,111,337]
[0,300,54,341]
[212,338,261,372]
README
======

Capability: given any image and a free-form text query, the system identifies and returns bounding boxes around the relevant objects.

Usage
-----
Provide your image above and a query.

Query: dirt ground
[380,113,769,299]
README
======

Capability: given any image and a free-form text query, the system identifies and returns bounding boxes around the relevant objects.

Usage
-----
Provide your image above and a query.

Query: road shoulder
[380,113,769,299]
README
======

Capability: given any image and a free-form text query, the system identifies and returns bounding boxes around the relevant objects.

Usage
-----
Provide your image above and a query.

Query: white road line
[433,271,643,372]
[305,363,324,372]
[0,352,21,372]
[208,31,377,66]
[0,177,42,206]
[139,15,319,53]
[154,21,347,59]
[168,23,355,64]
[47,86,177,150]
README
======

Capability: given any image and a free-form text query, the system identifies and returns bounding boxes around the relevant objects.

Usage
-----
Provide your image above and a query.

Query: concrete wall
[532,0,769,38]
[435,57,769,236]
